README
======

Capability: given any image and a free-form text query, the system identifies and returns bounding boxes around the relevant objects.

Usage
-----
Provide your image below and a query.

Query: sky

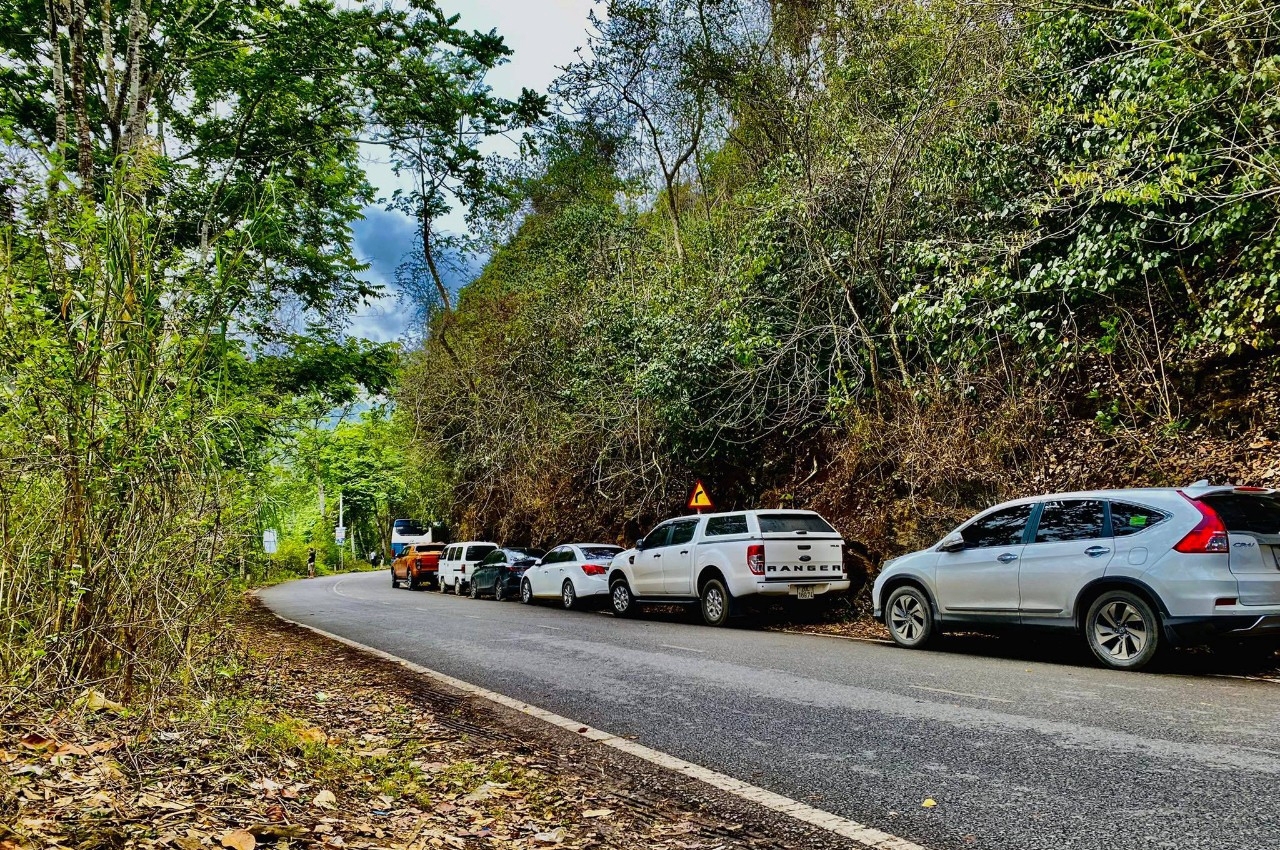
[346,0,599,342]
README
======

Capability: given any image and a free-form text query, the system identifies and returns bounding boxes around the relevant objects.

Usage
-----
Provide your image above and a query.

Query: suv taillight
[747,544,765,576]
[1174,493,1230,553]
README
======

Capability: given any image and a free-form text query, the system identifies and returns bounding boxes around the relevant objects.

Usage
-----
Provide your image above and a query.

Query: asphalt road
[259,572,1280,850]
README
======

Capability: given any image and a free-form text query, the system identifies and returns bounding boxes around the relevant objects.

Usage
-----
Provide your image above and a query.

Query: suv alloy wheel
[1086,590,1161,670]
[885,585,934,648]
[610,579,637,617]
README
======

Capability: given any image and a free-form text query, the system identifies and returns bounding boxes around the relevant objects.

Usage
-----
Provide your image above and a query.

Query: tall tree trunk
[67,0,95,197]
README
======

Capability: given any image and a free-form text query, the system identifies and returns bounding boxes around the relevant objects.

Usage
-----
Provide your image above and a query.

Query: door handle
[997,552,1018,563]
[1085,546,1111,558]
[653,553,661,558]
[680,550,689,555]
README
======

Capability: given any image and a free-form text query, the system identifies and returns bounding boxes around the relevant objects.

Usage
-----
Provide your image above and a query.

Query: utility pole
[338,492,344,572]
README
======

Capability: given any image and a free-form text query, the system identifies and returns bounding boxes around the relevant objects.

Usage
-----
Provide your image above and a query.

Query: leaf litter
[0,598,858,850]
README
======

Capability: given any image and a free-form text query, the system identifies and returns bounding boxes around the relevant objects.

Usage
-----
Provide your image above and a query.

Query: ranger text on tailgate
[608,510,849,626]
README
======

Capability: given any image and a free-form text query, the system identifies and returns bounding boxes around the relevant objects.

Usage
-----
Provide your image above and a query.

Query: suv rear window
[1199,494,1280,534]
[466,545,497,560]
[757,514,836,534]
[1110,502,1167,536]
[705,514,749,535]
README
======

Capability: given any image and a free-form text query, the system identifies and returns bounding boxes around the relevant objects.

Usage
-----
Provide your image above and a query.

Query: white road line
[660,644,705,653]
[269,611,928,850]
[535,624,562,631]
[909,685,1013,704]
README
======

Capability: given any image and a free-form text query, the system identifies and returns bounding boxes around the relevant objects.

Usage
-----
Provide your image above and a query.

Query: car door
[477,550,505,592]
[935,504,1032,616]
[633,523,672,595]
[1018,499,1109,620]
[531,548,562,596]
[662,519,700,595]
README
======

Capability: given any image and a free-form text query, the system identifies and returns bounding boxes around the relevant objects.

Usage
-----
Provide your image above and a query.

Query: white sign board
[262,528,278,555]
[334,525,346,544]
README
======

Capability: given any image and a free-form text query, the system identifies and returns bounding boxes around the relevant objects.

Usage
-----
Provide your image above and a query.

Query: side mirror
[938,533,965,553]
[635,537,647,551]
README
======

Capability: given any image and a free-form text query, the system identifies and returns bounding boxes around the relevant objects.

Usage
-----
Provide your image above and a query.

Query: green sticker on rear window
[1129,516,1147,527]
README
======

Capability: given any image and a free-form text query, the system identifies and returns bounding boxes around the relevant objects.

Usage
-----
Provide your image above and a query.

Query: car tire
[562,579,578,611]
[520,579,534,605]
[469,580,479,599]
[408,574,419,591]
[1086,590,1161,671]
[699,578,732,627]
[610,578,637,618]
[390,570,398,589]
[884,585,934,648]
[494,581,505,602]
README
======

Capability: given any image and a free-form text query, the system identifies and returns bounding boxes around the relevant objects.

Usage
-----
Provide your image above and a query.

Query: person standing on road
[307,547,317,578]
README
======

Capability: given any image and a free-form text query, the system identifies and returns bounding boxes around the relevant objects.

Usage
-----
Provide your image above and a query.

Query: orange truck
[391,542,446,590]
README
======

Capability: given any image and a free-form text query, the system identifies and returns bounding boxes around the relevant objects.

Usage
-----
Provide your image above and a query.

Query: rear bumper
[1166,614,1280,644]
[576,574,610,597]
[750,579,850,598]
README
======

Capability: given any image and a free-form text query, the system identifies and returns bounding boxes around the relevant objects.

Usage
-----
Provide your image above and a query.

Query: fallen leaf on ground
[922,798,937,808]
[220,830,256,850]
[313,789,337,809]
[19,733,56,752]
[534,827,566,844]
[582,809,614,818]
[76,689,126,714]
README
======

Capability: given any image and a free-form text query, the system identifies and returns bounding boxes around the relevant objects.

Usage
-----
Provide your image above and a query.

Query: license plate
[795,585,816,600]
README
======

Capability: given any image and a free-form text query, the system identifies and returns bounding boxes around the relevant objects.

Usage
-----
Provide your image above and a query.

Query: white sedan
[521,543,624,609]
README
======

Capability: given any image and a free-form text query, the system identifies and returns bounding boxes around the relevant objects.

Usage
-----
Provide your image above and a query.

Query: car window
[961,504,1033,548]
[757,513,837,534]
[1110,502,1168,536]
[668,519,699,546]
[580,546,622,561]
[1199,494,1280,534]
[479,550,505,566]
[466,544,496,561]
[643,523,673,549]
[1034,500,1105,543]
[705,514,748,536]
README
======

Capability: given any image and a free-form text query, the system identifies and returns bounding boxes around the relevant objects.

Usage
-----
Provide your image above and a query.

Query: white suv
[872,483,1280,669]
[437,541,497,595]
[608,510,849,626]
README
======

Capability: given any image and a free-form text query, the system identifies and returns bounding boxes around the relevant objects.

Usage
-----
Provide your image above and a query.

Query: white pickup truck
[607,509,849,625]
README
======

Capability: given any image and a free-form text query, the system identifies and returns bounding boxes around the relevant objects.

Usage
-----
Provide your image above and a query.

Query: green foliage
[397,0,1280,542]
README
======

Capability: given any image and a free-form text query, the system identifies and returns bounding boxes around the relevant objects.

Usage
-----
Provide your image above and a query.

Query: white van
[438,541,498,594]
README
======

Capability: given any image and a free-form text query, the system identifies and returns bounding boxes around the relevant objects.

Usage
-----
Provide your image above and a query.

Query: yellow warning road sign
[687,480,714,511]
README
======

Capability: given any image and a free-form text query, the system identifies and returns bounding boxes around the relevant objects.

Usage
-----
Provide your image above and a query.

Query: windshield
[393,519,426,535]
[581,546,622,561]
[757,513,837,534]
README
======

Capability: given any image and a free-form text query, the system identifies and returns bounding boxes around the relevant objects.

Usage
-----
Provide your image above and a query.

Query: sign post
[687,480,714,514]
[262,528,278,555]
[336,492,345,571]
